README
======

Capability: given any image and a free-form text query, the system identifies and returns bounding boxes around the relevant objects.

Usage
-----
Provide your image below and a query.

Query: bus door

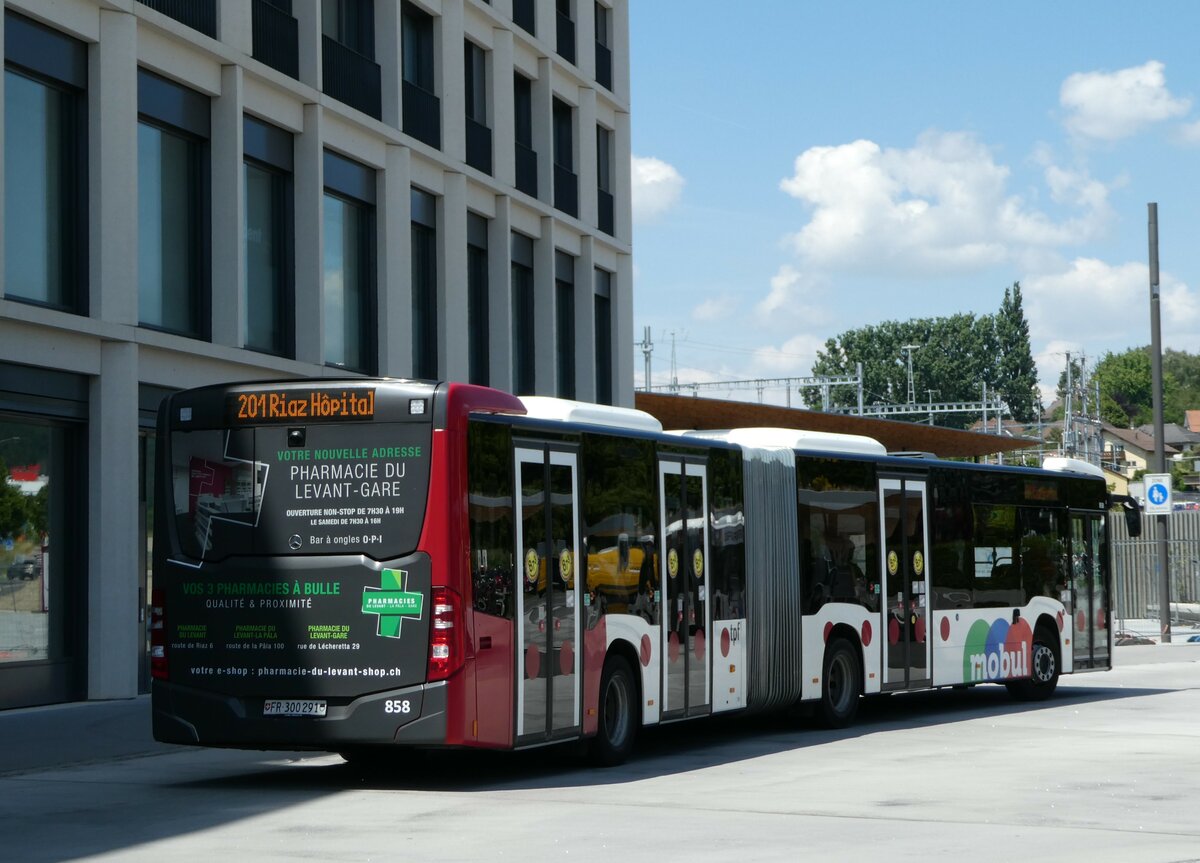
[658,457,711,718]
[514,444,582,744]
[1070,512,1110,669]
[879,476,931,690]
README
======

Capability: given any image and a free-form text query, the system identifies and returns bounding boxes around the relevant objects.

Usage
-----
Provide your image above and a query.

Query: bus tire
[1006,630,1059,701]
[817,638,861,728]
[590,655,638,767]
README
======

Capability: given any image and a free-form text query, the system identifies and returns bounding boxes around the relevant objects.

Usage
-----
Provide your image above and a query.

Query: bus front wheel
[590,655,637,766]
[817,638,861,728]
[1006,630,1059,701]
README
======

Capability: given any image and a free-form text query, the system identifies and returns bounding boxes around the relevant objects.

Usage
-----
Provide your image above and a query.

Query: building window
[513,0,535,36]
[467,213,490,386]
[596,124,614,235]
[137,70,210,339]
[136,0,216,38]
[0,362,89,710]
[464,40,491,174]
[594,268,612,405]
[402,1,440,149]
[514,73,537,198]
[243,116,293,357]
[511,232,535,394]
[411,188,438,380]
[321,0,381,118]
[594,3,612,90]
[556,0,576,65]
[555,250,575,399]
[4,13,86,313]
[252,0,299,80]
[322,151,375,374]
[552,98,577,217]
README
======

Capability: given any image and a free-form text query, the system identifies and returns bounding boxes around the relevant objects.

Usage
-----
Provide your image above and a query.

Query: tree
[1093,348,1155,428]
[807,285,1038,429]
[0,458,29,539]
[995,283,1039,423]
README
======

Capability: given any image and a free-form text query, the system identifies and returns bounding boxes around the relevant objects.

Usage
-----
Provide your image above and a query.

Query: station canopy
[634,392,1041,461]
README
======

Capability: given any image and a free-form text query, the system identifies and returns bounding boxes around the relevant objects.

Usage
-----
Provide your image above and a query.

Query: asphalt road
[2,644,1199,863]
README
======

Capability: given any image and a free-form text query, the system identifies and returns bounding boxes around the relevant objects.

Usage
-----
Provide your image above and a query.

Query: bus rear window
[170,421,431,561]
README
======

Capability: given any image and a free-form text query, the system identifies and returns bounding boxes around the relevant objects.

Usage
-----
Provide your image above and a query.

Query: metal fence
[1111,510,1200,627]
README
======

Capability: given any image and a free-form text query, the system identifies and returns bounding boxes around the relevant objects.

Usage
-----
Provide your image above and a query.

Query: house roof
[634,393,1041,460]
[1104,423,1180,455]
[1187,410,1200,433]
[1136,422,1200,449]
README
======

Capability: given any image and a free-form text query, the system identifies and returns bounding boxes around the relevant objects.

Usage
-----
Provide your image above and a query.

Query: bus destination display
[228,388,376,424]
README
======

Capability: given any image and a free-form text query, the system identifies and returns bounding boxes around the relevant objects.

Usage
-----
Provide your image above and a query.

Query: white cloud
[1175,119,1200,146]
[631,155,684,223]
[692,295,736,322]
[779,132,1110,276]
[752,334,825,377]
[1060,61,1190,141]
[1023,258,1200,391]
[753,265,831,329]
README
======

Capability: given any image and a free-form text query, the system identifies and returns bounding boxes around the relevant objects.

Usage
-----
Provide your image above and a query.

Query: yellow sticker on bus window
[913,550,925,576]
[693,549,705,579]
[887,550,899,576]
[667,548,679,579]
[524,548,539,586]
[559,549,573,581]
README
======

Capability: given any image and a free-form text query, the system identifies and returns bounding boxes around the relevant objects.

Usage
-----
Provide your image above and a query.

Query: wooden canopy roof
[634,392,1040,460]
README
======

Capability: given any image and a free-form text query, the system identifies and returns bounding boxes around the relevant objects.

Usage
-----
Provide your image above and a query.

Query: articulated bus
[151,379,1136,765]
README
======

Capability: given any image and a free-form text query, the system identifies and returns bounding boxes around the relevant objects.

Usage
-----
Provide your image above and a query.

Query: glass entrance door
[879,477,931,689]
[514,445,582,743]
[1071,513,1110,669]
[659,458,710,718]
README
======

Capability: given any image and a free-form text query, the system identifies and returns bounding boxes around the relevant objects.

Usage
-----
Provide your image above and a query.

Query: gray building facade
[0,0,632,709]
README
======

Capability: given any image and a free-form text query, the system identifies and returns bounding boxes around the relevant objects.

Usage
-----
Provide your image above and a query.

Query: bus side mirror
[1112,495,1142,538]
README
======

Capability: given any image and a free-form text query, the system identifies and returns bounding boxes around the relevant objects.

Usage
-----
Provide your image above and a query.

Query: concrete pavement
[1,642,1197,775]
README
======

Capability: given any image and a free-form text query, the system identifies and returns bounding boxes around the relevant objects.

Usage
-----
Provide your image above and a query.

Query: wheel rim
[602,672,631,747]
[1032,643,1056,683]
[828,651,852,714]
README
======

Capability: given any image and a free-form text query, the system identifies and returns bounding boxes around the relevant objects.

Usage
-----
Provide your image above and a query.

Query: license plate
[263,699,327,717]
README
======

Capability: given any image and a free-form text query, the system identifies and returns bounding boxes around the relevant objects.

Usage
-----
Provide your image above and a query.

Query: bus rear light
[427,586,464,682]
[150,588,168,680]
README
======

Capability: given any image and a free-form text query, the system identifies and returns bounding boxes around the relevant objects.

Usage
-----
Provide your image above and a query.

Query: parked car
[1187,634,1200,643]
[6,558,35,580]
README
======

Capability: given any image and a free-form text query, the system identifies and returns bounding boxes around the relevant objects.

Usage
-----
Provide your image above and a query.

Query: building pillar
[534,215,555,395]
[92,8,138,325]
[614,250,634,406]
[217,0,253,56]
[295,0,322,92]
[88,341,139,699]
[210,63,244,348]
[575,235,597,402]
[441,0,466,162]
[294,102,324,366]
[491,27,516,189]
[613,107,632,245]
[532,56,553,206]
[377,0,403,129]
[379,144,414,376]
[490,194,514,391]
[578,86,598,231]
[442,172,469,382]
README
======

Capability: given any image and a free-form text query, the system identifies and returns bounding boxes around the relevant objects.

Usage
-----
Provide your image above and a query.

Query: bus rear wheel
[590,655,637,767]
[1006,630,1059,701]
[817,638,861,728]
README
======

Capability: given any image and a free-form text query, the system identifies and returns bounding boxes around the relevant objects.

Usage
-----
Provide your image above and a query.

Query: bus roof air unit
[518,396,664,432]
[681,427,886,457]
[1042,456,1105,479]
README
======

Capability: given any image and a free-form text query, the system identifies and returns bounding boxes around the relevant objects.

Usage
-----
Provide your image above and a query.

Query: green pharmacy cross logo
[361,569,424,638]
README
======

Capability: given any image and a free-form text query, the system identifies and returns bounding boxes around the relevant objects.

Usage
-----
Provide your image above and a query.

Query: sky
[628,2,1200,408]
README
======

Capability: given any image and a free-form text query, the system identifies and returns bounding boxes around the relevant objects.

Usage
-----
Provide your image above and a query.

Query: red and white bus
[151,379,1133,765]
